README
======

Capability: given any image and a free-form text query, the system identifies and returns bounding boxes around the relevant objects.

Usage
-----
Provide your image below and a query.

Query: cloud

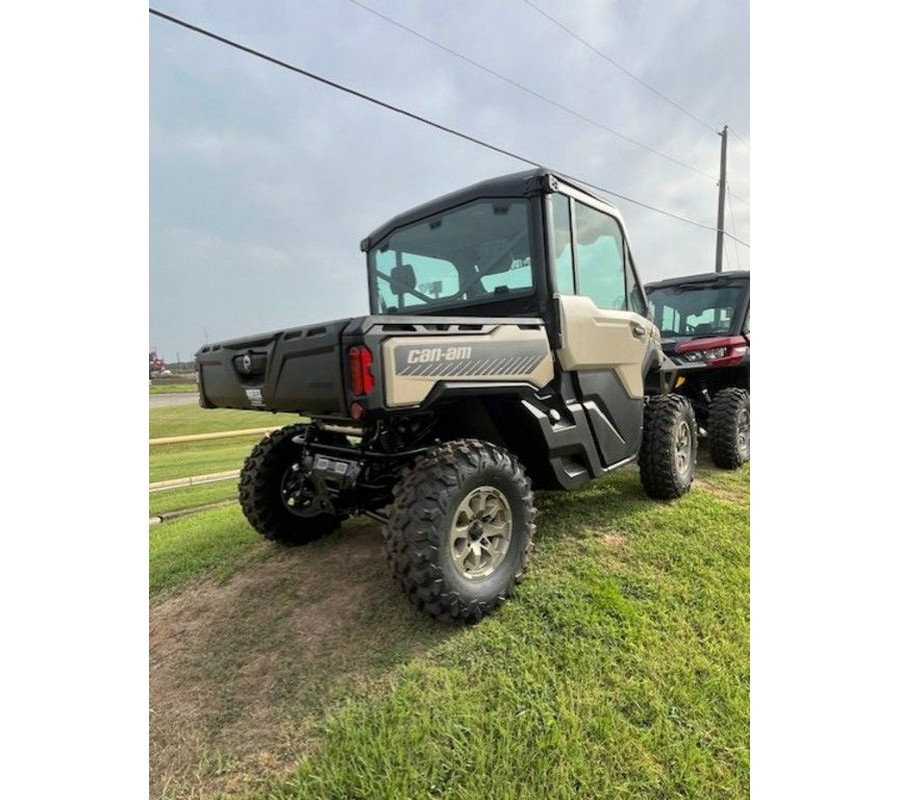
[150,0,749,361]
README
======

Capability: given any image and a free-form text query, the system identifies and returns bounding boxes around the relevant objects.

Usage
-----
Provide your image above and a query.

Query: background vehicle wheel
[238,423,341,544]
[383,439,535,623]
[639,395,698,500]
[708,388,750,469]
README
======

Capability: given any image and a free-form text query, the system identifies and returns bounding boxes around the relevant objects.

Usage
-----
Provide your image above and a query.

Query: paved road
[150,392,201,408]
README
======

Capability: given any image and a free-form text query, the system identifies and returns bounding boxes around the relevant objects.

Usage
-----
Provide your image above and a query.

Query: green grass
[150,405,303,439]
[149,481,237,517]
[148,406,298,516]
[149,406,307,485]
[149,505,267,595]
[150,382,199,395]
[260,468,749,800]
[150,438,261,483]
[150,461,749,800]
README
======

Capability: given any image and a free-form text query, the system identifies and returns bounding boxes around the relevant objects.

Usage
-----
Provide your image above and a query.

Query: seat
[389,264,416,295]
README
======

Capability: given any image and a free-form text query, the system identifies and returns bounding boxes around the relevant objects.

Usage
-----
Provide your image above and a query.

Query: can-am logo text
[405,346,473,364]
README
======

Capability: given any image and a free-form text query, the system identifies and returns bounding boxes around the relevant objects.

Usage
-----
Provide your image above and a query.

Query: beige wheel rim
[450,486,513,580]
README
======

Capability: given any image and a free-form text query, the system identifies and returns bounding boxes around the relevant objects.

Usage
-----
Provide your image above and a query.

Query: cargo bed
[196,317,352,415]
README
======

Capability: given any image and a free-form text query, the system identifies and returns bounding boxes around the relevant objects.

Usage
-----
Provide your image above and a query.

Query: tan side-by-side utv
[196,169,698,622]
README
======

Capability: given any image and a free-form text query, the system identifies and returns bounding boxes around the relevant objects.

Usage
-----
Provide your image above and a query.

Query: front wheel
[383,440,535,623]
[708,388,750,468]
[238,423,341,545]
[639,395,698,500]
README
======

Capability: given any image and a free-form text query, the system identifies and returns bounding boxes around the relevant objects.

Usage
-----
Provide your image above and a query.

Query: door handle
[631,323,646,338]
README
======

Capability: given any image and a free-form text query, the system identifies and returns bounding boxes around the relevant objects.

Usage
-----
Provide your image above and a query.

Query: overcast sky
[149,0,749,363]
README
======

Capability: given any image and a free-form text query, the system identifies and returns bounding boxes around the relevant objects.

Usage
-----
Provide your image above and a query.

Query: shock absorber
[378,422,404,453]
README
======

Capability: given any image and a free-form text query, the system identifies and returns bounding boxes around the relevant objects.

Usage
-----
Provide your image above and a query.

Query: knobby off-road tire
[708,388,750,469]
[639,395,698,500]
[238,423,340,545]
[383,439,535,623]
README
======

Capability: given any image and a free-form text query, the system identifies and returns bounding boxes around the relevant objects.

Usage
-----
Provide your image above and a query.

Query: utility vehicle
[644,271,749,469]
[195,169,698,622]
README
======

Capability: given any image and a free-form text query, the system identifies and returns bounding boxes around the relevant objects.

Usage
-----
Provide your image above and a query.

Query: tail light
[348,345,375,396]
[675,336,748,368]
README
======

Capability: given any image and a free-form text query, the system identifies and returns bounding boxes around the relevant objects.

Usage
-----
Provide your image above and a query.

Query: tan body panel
[556,294,658,399]
[382,325,554,408]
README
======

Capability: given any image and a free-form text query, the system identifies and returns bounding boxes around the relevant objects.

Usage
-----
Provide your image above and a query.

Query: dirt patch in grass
[690,445,750,504]
[149,521,451,799]
[599,532,628,549]
[693,476,749,505]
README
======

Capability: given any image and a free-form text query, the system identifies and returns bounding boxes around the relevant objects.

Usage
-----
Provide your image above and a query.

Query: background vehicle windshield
[647,283,745,337]
[370,199,534,313]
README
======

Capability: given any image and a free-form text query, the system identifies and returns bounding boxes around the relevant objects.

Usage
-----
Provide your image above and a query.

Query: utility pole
[715,125,728,273]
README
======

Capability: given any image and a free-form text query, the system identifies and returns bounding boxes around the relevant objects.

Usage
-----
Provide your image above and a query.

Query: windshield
[369,199,534,314]
[646,282,745,337]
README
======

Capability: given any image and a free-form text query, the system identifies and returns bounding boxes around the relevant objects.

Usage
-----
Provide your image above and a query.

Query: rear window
[370,199,534,314]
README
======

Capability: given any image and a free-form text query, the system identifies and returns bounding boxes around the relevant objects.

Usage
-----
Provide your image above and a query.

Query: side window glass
[744,308,750,335]
[550,194,574,294]
[626,259,647,316]
[573,201,626,310]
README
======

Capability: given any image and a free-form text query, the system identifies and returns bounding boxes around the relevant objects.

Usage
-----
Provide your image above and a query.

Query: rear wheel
[639,395,698,500]
[238,423,341,544]
[383,439,534,623]
[708,388,750,468]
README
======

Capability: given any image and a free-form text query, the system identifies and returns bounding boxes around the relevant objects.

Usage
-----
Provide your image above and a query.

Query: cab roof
[644,270,750,291]
[360,167,619,252]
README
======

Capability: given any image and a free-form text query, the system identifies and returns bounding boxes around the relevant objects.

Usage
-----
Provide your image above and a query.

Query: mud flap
[643,350,679,396]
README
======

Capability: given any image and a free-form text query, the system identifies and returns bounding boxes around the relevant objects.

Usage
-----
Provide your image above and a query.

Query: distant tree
[150,349,166,378]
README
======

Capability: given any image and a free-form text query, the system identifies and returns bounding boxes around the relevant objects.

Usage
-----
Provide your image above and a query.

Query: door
[550,193,655,466]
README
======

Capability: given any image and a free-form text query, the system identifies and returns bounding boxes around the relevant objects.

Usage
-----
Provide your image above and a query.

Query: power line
[523,0,751,150]
[148,10,531,168]
[577,177,749,247]
[725,164,750,208]
[346,0,717,182]
[729,188,750,207]
[728,130,751,149]
[523,0,716,134]
[148,7,749,249]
